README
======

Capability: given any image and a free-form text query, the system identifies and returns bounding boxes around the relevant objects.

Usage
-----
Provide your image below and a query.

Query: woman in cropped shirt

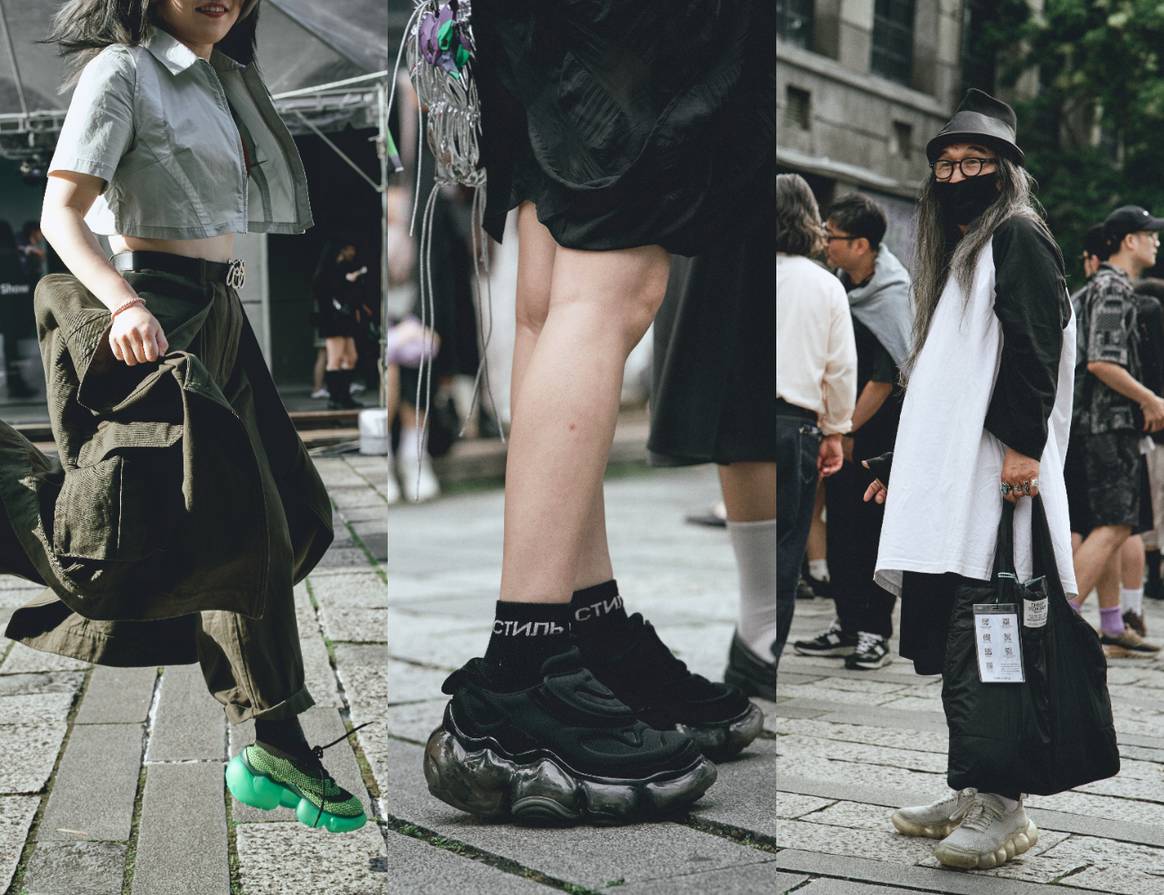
[0,0,366,833]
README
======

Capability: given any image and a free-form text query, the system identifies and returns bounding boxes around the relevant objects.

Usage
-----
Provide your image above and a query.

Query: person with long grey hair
[863,89,1078,869]
[775,173,856,668]
[0,0,368,832]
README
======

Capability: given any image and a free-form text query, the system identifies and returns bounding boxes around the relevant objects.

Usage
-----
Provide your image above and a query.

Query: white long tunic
[874,235,1078,598]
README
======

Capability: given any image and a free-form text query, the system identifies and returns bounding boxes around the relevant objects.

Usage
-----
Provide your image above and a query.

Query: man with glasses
[1070,205,1164,656]
[792,193,911,669]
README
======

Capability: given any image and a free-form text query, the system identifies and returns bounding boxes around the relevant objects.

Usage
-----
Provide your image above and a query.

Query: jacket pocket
[53,456,126,560]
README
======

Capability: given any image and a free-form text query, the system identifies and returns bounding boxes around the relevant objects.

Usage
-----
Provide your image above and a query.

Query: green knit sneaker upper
[243,744,364,819]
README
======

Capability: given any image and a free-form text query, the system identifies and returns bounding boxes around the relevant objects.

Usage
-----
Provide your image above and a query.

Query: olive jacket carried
[0,272,333,665]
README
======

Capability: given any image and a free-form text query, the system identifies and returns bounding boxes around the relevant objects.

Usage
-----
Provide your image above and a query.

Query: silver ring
[1000,482,1013,497]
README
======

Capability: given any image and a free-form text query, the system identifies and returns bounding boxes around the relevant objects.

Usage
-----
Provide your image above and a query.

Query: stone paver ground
[0,451,389,895]
[386,465,779,893]
[777,579,1164,894]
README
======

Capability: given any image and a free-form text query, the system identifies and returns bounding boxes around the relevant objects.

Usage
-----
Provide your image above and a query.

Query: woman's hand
[1001,447,1040,504]
[110,304,169,366]
[818,434,844,477]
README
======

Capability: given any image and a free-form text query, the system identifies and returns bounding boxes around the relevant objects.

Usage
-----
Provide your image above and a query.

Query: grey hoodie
[841,245,914,369]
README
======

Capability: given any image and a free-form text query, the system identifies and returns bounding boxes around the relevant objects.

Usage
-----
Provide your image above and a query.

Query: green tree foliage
[994,1,1164,286]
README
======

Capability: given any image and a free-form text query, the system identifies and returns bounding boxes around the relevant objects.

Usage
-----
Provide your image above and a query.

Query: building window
[892,121,913,159]
[872,0,915,85]
[777,0,815,50]
[785,86,811,130]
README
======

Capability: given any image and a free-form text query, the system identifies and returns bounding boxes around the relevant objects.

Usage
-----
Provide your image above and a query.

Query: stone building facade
[777,1,1038,266]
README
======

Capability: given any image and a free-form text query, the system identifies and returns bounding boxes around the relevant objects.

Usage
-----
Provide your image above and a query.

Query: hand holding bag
[943,497,1120,796]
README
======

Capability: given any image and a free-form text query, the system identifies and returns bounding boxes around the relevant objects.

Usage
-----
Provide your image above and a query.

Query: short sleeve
[1086,284,1134,366]
[48,47,136,186]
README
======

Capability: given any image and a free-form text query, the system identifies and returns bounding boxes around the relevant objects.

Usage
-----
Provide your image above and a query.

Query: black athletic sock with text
[570,580,628,640]
[484,600,573,687]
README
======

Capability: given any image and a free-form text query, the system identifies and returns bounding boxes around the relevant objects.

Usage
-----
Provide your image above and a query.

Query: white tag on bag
[973,603,1025,684]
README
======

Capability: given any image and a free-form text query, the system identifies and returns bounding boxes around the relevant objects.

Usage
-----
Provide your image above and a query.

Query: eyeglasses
[930,157,998,181]
[1136,231,1162,245]
[824,231,860,243]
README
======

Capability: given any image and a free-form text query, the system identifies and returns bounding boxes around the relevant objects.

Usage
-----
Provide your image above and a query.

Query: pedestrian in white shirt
[775,173,857,668]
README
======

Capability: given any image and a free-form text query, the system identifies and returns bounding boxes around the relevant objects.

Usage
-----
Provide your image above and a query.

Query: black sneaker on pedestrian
[424,649,716,824]
[724,630,775,701]
[1124,610,1148,638]
[805,573,832,599]
[844,632,892,670]
[792,619,857,657]
[577,613,764,761]
[796,576,815,600]
[1147,578,1164,601]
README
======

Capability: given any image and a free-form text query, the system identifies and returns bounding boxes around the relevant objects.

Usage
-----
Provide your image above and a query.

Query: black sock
[570,579,628,639]
[484,600,572,686]
[255,717,309,757]
[325,369,344,402]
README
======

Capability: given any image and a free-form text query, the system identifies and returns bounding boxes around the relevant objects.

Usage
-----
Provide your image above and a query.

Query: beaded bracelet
[110,297,145,320]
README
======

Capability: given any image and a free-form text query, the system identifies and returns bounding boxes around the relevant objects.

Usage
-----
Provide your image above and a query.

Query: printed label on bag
[1023,597,1048,628]
[973,603,1025,684]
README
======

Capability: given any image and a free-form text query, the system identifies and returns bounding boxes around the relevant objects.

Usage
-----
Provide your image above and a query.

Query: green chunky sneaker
[226,742,366,833]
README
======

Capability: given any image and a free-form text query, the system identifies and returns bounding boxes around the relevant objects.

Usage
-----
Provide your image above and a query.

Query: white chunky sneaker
[932,793,1038,869]
[891,788,977,839]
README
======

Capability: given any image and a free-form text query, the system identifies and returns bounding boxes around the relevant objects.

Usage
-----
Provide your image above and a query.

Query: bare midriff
[109,233,236,263]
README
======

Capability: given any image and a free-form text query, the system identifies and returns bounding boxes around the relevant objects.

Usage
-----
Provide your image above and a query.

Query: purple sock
[1068,597,1083,615]
[1099,606,1124,637]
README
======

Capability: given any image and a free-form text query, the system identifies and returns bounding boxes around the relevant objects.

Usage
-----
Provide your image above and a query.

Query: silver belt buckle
[226,258,246,289]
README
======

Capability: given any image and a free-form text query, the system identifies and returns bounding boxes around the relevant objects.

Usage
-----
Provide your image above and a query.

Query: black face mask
[934,173,1001,226]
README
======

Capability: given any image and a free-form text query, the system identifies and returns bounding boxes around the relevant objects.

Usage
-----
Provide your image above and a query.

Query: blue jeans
[776,411,821,669]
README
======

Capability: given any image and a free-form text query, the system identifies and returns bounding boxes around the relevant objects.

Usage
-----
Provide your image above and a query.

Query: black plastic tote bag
[943,497,1120,796]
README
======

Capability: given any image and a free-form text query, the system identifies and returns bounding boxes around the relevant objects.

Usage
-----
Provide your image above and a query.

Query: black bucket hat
[926,88,1024,165]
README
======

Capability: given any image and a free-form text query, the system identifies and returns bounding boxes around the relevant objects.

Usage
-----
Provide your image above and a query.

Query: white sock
[729,519,777,660]
[808,558,830,582]
[1121,587,1144,616]
[399,424,426,462]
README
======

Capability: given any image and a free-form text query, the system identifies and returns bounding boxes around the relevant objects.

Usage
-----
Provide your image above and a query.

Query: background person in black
[1131,277,1164,606]
[0,222,34,400]
[312,238,372,410]
[793,194,912,669]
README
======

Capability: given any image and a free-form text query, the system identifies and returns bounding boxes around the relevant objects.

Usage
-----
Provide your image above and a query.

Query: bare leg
[509,204,615,594]
[719,463,776,523]
[1096,549,1121,615]
[1121,534,1145,590]
[499,240,670,603]
[1073,524,1132,607]
[312,347,326,391]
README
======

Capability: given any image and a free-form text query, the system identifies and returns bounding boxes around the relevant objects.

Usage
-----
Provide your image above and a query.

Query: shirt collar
[1098,262,1132,285]
[144,28,201,76]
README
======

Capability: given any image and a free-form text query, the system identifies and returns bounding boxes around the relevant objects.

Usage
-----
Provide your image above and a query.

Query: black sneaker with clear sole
[724,631,776,701]
[578,614,764,762]
[424,650,716,825]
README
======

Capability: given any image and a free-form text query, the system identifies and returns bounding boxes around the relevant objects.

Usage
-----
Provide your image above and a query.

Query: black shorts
[1082,431,1143,530]
[1064,434,1092,535]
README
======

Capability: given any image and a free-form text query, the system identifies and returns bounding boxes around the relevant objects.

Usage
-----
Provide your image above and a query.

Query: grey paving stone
[0,671,84,698]
[775,848,1111,895]
[308,570,389,608]
[778,734,946,775]
[773,871,811,894]
[315,547,372,569]
[691,738,777,839]
[75,665,156,725]
[0,644,89,674]
[228,706,371,826]
[235,822,387,894]
[383,737,772,889]
[616,861,783,894]
[333,643,389,704]
[40,723,142,841]
[146,665,225,762]
[0,795,38,891]
[380,830,557,893]
[23,841,126,895]
[387,617,488,671]
[383,658,450,704]
[351,529,387,562]
[0,721,68,794]
[318,605,387,643]
[132,763,229,895]
[0,691,76,726]
[300,634,342,708]
[386,699,447,745]
[797,880,946,894]
[774,718,948,754]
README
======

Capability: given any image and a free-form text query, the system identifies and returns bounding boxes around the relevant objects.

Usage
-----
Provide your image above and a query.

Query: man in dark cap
[865,88,1081,870]
[1069,205,1164,656]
